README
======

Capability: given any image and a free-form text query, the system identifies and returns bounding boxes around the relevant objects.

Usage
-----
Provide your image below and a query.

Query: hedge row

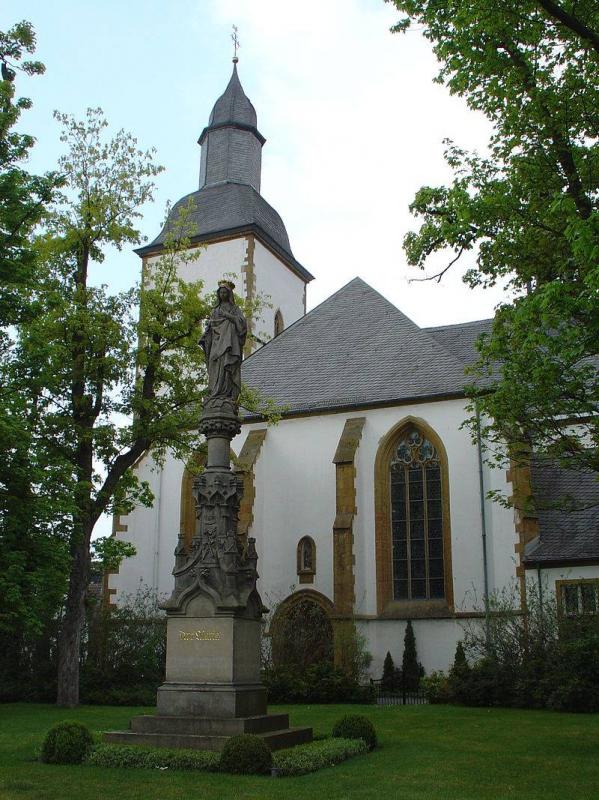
[86,743,220,771]
[85,737,367,776]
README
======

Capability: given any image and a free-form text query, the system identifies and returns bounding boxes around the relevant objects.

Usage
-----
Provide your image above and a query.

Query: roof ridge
[425,318,492,332]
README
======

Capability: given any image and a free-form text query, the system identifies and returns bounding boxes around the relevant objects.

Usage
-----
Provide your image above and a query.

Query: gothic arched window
[297,536,316,583]
[391,429,444,600]
[274,309,284,337]
[374,417,453,615]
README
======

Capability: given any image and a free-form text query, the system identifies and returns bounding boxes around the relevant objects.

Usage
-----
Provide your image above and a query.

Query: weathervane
[231,25,240,64]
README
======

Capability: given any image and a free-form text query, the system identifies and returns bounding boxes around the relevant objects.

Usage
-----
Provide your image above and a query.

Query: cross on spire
[231,25,240,64]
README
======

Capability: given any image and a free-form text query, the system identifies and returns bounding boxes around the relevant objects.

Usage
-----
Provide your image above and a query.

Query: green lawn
[1,702,598,800]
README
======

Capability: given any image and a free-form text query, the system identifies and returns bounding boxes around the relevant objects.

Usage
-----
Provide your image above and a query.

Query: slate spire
[198,65,266,192]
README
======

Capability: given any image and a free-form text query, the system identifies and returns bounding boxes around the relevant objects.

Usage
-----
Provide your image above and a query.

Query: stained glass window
[390,427,445,601]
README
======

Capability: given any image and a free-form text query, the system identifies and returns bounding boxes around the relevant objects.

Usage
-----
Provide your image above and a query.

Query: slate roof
[208,65,257,129]
[242,277,484,416]
[136,182,313,282]
[524,459,599,565]
[425,319,492,364]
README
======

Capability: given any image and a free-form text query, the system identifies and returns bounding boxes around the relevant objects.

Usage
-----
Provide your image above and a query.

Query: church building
[108,64,599,677]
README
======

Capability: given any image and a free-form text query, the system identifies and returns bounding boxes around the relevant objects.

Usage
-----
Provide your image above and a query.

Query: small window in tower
[297,536,316,584]
[274,309,284,337]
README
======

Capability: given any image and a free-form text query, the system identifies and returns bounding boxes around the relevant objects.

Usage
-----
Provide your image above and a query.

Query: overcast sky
[7,0,508,327]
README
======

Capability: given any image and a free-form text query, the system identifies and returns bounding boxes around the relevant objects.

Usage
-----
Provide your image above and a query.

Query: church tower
[136,62,313,347]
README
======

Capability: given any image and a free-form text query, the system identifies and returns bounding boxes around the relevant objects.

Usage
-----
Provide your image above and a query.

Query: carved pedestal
[105,400,311,752]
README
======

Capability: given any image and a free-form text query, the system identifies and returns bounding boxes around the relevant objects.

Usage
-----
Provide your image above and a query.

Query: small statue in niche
[200,281,247,405]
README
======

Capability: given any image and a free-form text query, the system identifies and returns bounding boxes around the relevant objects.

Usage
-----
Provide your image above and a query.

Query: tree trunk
[56,534,91,707]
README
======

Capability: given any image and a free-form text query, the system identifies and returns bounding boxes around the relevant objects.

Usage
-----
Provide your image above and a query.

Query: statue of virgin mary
[200,281,247,405]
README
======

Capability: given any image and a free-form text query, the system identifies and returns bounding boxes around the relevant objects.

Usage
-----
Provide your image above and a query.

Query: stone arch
[270,590,334,669]
[374,415,454,616]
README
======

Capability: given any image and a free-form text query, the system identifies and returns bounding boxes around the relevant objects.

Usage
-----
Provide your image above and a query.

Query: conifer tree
[381,651,396,691]
[402,620,423,691]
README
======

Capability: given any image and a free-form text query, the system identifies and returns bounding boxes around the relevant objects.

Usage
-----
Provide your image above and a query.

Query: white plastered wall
[111,397,520,674]
[144,235,306,345]
[252,239,306,341]
[239,399,518,675]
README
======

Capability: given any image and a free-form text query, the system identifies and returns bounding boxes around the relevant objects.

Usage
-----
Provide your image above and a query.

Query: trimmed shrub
[86,739,367,776]
[273,737,367,776]
[219,734,272,775]
[41,721,93,764]
[331,715,377,751]
[86,743,220,771]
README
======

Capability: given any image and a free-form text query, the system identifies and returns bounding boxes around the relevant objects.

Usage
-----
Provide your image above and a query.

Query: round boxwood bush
[219,734,272,775]
[331,715,377,751]
[40,721,94,764]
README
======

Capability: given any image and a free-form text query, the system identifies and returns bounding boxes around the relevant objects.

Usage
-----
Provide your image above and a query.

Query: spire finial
[231,25,240,64]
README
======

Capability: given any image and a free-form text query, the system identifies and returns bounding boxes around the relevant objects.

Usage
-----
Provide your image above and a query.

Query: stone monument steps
[103,725,313,752]
[129,713,290,736]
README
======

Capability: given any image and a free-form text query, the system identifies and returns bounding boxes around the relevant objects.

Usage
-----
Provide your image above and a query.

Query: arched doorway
[270,591,333,669]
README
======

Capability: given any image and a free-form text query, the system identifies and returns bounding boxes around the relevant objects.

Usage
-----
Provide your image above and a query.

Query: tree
[0,22,65,687]
[389,1,599,483]
[401,619,424,691]
[7,107,270,706]
[381,650,396,691]
[0,21,58,326]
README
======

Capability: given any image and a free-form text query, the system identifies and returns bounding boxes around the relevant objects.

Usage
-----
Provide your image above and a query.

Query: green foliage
[81,586,166,702]
[331,715,377,751]
[0,20,59,326]
[334,621,373,685]
[421,670,451,704]
[446,584,599,711]
[90,537,136,574]
[86,743,220,771]
[272,737,367,776]
[40,721,93,764]
[390,0,599,480]
[263,661,375,704]
[86,738,367,777]
[219,734,273,775]
[381,651,396,691]
[0,20,67,679]
[402,620,424,691]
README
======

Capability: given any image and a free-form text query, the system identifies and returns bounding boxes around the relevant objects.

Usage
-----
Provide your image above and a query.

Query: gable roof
[524,459,599,565]
[242,277,482,416]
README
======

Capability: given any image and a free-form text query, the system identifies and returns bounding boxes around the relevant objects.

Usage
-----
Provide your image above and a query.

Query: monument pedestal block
[104,613,312,750]
[104,712,312,752]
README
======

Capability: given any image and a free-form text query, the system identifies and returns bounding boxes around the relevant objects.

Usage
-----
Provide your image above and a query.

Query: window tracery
[390,428,445,600]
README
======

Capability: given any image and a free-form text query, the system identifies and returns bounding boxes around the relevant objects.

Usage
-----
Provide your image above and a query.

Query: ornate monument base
[105,304,312,750]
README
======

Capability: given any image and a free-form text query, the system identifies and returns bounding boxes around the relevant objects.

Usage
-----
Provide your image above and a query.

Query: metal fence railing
[371,679,428,706]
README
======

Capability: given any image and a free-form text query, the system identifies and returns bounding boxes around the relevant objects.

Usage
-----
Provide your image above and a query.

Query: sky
[6,0,507,327]
[5,0,507,539]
